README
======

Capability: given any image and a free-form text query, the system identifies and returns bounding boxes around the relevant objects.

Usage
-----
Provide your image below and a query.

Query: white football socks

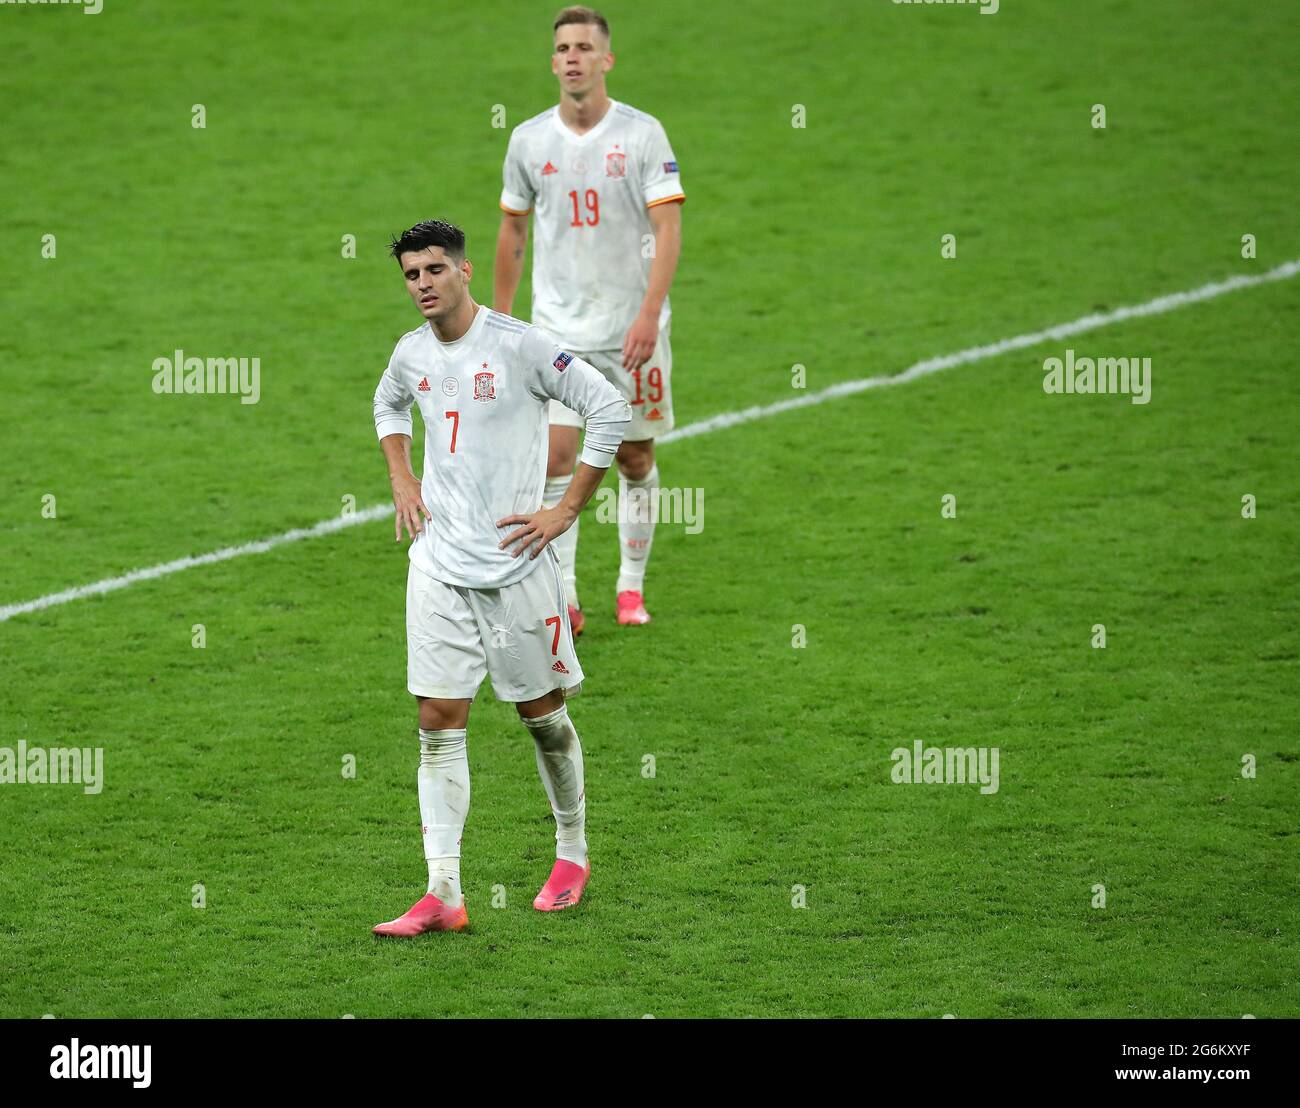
[521,705,587,867]
[617,464,659,595]
[417,727,469,907]
[544,473,580,608]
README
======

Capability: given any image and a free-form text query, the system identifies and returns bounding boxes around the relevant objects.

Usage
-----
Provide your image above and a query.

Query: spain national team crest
[605,150,626,178]
[473,371,496,402]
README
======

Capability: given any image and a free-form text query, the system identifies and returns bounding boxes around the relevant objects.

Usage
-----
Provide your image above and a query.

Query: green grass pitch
[1,0,1297,1017]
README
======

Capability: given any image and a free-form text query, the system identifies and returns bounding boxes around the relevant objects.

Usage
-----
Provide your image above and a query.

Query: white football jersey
[501,99,685,351]
[373,305,631,589]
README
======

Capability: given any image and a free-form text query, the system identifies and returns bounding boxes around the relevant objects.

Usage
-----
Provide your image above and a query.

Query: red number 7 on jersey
[445,410,459,453]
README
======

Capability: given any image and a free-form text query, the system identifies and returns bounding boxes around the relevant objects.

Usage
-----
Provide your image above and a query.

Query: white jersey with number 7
[373,306,631,590]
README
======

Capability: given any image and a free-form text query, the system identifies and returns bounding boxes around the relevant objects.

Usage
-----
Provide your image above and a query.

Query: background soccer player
[494,5,684,630]
[372,220,630,936]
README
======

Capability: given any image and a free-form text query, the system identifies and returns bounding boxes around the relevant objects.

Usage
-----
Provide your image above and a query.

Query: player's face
[399,247,471,321]
[552,24,612,96]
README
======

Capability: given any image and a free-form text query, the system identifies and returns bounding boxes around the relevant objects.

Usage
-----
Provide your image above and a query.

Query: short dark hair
[554,5,609,40]
[389,220,465,263]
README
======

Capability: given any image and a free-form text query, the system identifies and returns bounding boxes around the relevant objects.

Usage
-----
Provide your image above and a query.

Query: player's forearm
[638,209,682,318]
[557,462,611,519]
[380,433,415,480]
[494,218,528,314]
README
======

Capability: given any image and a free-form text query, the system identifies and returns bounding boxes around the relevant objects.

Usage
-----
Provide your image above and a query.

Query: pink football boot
[373,893,468,936]
[616,590,651,626]
[533,859,591,911]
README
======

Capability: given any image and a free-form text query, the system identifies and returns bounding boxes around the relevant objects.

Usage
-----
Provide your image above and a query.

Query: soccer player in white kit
[494,5,684,632]
[371,220,630,936]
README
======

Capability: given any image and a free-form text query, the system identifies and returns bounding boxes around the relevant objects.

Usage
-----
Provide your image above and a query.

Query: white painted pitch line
[3,259,1297,624]
[0,505,392,622]
[660,258,1300,443]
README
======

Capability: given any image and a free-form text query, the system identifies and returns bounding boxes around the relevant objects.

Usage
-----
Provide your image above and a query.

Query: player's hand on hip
[622,311,658,371]
[497,505,577,560]
[390,471,432,542]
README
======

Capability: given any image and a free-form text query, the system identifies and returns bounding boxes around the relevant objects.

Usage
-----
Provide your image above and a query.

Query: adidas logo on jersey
[552,660,570,674]
[646,407,662,420]
[417,377,431,392]
[542,161,558,176]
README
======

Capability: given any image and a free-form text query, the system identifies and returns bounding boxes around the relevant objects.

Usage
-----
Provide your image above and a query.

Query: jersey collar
[551,98,619,145]
[430,302,489,350]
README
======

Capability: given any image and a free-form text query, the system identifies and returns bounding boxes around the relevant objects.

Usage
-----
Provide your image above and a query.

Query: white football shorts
[406,549,583,703]
[548,317,673,439]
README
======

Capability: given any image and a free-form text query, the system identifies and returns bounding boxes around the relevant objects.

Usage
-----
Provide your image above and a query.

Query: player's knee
[518,687,565,720]
[547,425,580,476]
[546,447,576,477]
[417,697,467,731]
[618,449,654,481]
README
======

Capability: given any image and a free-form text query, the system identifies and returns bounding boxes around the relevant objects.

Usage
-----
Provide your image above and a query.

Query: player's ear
[603,51,615,74]
[461,258,473,285]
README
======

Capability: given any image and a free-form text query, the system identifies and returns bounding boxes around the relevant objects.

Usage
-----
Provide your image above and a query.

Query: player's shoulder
[509,106,555,141]
[481,308,536,354]
[613,100,667,133]
[391,322,431,357]
[482,307,531,338]
[484,311,564,361]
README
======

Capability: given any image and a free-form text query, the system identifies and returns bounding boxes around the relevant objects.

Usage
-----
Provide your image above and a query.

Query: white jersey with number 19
[500,99,685,352]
